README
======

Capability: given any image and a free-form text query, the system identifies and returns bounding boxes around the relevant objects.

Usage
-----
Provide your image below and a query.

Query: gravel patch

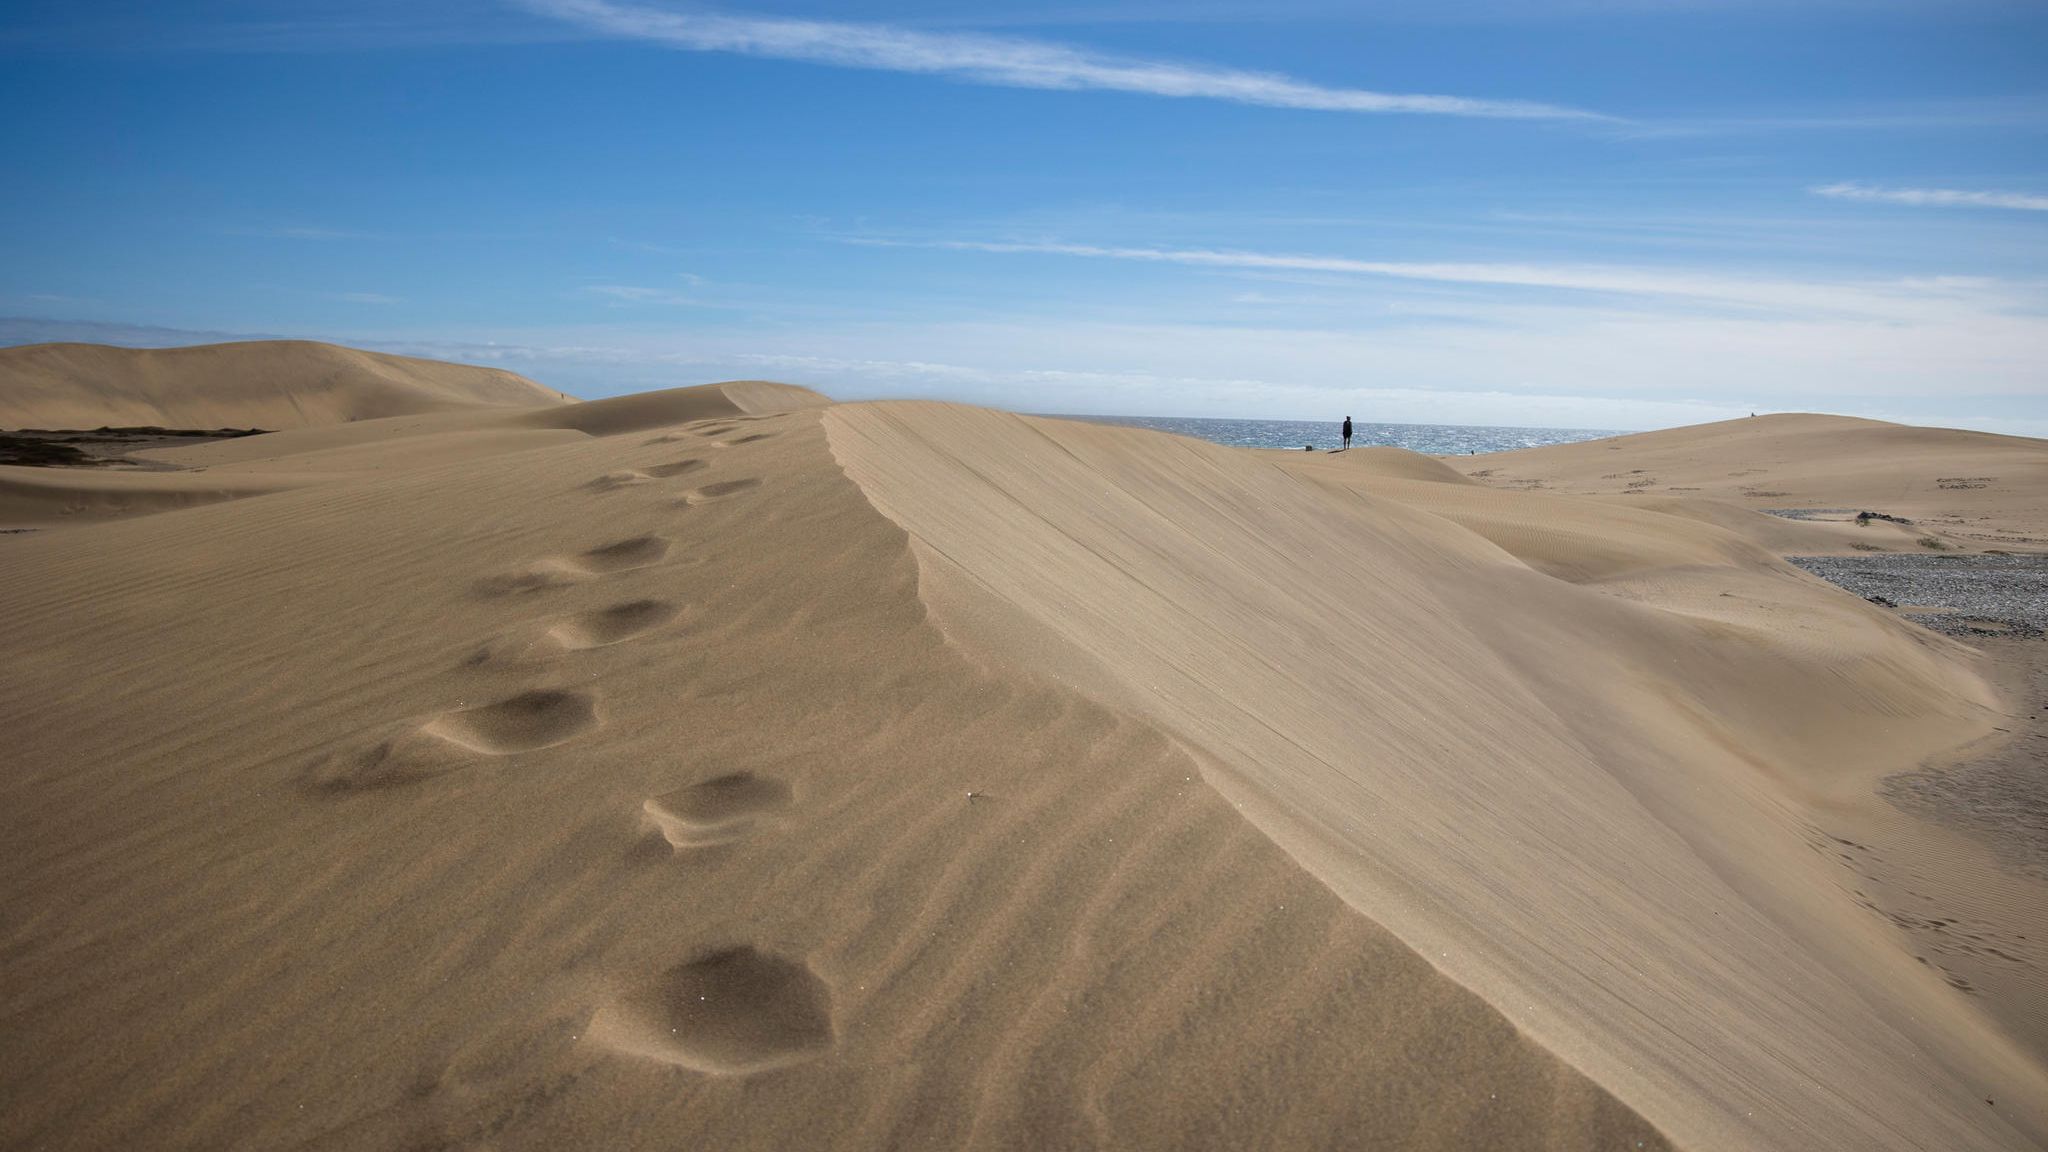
[1763,508,1862,521]
[1789,553,2048,639]
[1791,556,2048,881]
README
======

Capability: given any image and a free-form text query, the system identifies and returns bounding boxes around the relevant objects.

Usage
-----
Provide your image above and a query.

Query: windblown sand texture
[1462,413,2048,552]
[0,339,569,430]
[2,352,2043,1150]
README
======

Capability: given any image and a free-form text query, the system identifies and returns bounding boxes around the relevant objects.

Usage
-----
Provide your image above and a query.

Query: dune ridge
[826,402,2048,1151]
[0,339,571,430]
[0,373,824,528]
[1462,412,2048,550]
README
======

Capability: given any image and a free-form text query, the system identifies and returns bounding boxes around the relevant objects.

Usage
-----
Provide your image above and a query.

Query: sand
[2,353,2043,1150]
[0,339,570,430]
[1464,413,2048,552]
[0,340,578,529]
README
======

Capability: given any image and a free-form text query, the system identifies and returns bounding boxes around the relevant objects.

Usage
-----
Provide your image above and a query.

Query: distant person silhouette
[1341,416,1353,450]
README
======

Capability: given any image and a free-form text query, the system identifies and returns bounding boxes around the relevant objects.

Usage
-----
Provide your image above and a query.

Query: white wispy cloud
[519,0,1602,120]
[581,284,672,301]
[851,236,2031,321]
[1812,182,2048,212]
[13,312,2045,435]
[577,282,730,307]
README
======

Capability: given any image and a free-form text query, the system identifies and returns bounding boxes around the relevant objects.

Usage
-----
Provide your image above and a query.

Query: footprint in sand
[548,599,680,651]
[472,535,673,597]
[694,423,738,438]
[721,433,776,446]
[643,772,794,849]
[471,559,588,598]
[588,460,703,492]
[425,689,599,754]
[644,458,706,478]
[586,470,654,492]
[679,479,761,506]
[468,597,683,667]
[590,947,833,1074]
[574,534,671,573]
[306,689,599,790]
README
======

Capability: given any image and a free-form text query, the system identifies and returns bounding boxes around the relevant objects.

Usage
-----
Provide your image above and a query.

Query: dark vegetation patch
[0,427,268,468]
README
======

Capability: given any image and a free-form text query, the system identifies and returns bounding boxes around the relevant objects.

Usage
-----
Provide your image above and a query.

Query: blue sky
[3,0,2045,433]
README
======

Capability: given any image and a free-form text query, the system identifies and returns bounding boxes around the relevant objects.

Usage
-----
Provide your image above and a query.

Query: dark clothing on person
[1341,417,1353,449]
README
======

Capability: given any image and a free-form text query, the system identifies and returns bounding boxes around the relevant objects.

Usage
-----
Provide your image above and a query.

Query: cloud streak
[577,282,734,307]
[852,236,2031,321]
[521,0,1602,120]
[1812,183,2048,212]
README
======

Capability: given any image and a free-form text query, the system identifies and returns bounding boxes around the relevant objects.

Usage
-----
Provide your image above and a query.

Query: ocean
[1047,414,1625,456]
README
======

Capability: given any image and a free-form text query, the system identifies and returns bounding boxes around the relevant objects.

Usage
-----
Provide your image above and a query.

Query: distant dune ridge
[0,339,572,430]
[1461,411,2048,549]
[1,347,2044,1151]
[0,339,811,527]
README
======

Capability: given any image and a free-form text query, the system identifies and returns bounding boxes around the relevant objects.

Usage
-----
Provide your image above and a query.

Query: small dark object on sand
[1856,511,1913,525]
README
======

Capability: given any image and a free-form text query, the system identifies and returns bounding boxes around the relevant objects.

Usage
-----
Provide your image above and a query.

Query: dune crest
[0,375,831,528]
[0,339,572,430]
[826,401,2048,1151]
[1462,412,2048,549]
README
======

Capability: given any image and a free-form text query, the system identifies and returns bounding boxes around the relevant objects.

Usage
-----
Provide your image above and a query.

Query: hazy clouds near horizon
[2,0,2045,434]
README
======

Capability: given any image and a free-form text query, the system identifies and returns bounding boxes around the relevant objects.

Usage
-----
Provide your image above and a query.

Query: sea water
[1048,414,1622,456]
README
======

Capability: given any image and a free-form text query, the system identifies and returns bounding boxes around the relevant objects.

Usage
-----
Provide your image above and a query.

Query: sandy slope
[0,339,571,430]
[2,391,2042,1150]
[828,406,2048,1151]
[1462,413,2048,552]
[0,339,579,528]
[1,388,1661,1151]
[0,345,819,528]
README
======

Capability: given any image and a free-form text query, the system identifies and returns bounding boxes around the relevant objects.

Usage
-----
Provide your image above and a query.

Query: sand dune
[0,464,311,525]
[0,339,571,430]
[1464,413,2048,552]
[831,406,2047,1150]
[2,386,2042,1150]
[0,367,817,528]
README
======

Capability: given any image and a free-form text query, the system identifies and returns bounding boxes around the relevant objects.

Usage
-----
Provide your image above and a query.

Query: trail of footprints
[611,417,828,1074]
[317,529,674,788]
[469,534,671,597]
[328,414,829,1075]
[321,416,772,787]
[606,763,823,1074]
[1801,822,2037,998]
